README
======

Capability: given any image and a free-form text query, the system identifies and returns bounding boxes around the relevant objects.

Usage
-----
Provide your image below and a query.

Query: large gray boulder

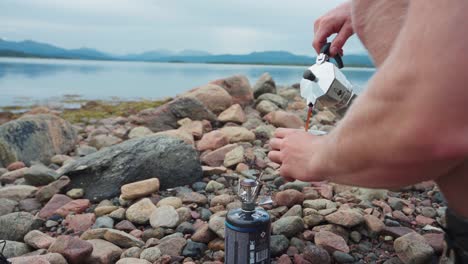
[0,114,77,167]
[131,97,216,132]
[58,135,203,202]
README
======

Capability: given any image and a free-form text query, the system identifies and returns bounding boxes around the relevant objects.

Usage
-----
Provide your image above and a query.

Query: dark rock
[176,222,195,234]
[303,244,331,264]
[333,251,354,263]
[131,97,216,132]
[0,114,77,167]
[253,73,276,98]
[270,235,289,256]
[182,240,207,258]
[24,164,60,186]
[0,212,39,241]
[58,135,202,201]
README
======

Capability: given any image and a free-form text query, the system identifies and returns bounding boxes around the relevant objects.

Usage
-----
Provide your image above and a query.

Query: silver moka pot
[300,43,357,119]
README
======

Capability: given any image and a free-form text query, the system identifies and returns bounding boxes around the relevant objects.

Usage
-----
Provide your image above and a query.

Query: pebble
[65,213,95,232]
[126,198,157,224]
[325,209,364,228]
[0,212,37,241]
[205,180,225,193]
[182,240,208,258]
[140,247,162,262]
[87,239,123,264]
[315,230,350,253]
[157,237,187,256]
[208,214,226,238]
[103,229,145,248]
[270,235,290,257]
[0,185,38,202]
[24,230,56,249]
[93,216,114,229]
[66,188,84,199]
[275,189,305,208]
[120,178,160,200]
[303,244,331,264]
[394,232,434,264]
[333,251,354,263]
[150,205,179,228]
[48,235,93,264]
[23,164,59,186]
[272,216,304,237]
[156,197,182,208]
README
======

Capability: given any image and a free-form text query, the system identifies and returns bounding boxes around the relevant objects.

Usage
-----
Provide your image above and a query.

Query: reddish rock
[86,239,123,264]
[263,111,304,128]
[55,199,90,217]
[8,254,67,264]
[191,223,217,243]
[277,254,292,264]
[7,161,26,171]
[274,189,305,208]
[0,168,28,184]
[416,215,435,226]
[115,220,137,232]
[363,214,385,233]
[157,237,187,256]
[24,230,56,249]
[303,230,315,241]
[48,235,93,264]
[39,194,73,219]
[293,254,312,264]
[314,230,350,253]
[36,176,71,202]
[382,226,415,238]
[423,233,445,254]
[183,84,233,114]
[218,104,247,124]
[210,75,253,106]
[372,200,392,215]
[325,209,364,228]
[65,213,96,232]
[197,131,229,152]
[201,144,238,166]
[314,184,333,200]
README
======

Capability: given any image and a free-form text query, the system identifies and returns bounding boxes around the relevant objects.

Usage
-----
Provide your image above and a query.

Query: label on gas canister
[225,224,270,264]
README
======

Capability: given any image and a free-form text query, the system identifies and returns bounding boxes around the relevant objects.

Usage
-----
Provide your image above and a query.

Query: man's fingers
[274,128,299,139]
[330,23,354,56]
[269,138,283,150]
[268,151,282,164]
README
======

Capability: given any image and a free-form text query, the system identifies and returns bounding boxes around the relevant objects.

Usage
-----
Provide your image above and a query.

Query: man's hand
[313,1,354,56]
[268,128,326,182]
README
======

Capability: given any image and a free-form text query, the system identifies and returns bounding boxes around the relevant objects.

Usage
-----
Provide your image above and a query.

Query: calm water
[0,58,375,108]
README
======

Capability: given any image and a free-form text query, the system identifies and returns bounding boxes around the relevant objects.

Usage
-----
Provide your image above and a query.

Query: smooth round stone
[93,216,114,229]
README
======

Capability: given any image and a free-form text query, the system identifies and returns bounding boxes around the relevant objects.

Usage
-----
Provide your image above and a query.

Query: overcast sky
[1,0,367,56]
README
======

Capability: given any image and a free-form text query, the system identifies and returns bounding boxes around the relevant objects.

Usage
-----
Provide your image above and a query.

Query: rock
[23,164,59,186]
[120,247,142,259]
[277,254,292,264]
[154,129,194,145]
[0,212,38,241]
[178,118,204,138]
[270,235,289,256]
[183,84,233,114]
[131,97,216,132]
[65,213,96,232]
[263,111,304,128]
[109,208,126,220]
[9,253,67,264]
[2,240,30,258]
[115,220,136,232]
[314,230,350,253]
[423,233,444,254]
[81,228,109,241]
[48,235,93,264]
[303,244,331,264]
[254,124,276,139]
[256,100,279,115]
[220,127,255,143]
[201,143,238,166]
[7,161,26,171]
[210,194,233,207]
[179,192,208,205]
[303,199,337,210]
[253,73,276,98]
[355,188,388,202]
[332,251,354,263]
[176,221,195,234]
[94,205,118,217]
[93,216,114,229]
[128,126,153,139]
[420,207,437,218]
[0,168,28,184]
[55,199,90,217]
[282,205,303,218]
[272,216,304,238]
[36,176,71,202]
[208,214,226,238]
[51,154,71,166]
[58,135,202,201]
[126,198,157,224]
[275,189,305,208]
[24,230,55,249]
[116,258,151,264]
[0,198,18,216]
[205,180,225,193]
[76,145,97,157]
[157,197,182,208]
[394,232,434,264]
[182,240,207,258]
[196,131,229,151]
[103,229,144,248]
[382,226,415,238]
[0,114,77,167]
[218,104,246,124]
[415,215,435,226]
[0,185,37,201]
[121,178,160,200]
[364,214,385,233]
[157,237,187,256]
[89,135,122,150]
[19,198,41,213]
[223,146,244,167]
[86,239,123,264]
[210,75,253,106]
[324,209,364,227]
[191,224,217,243]
[150,205,179,228]
[257,93,288,109]
[303,212,324,227]
[140,247,162,262]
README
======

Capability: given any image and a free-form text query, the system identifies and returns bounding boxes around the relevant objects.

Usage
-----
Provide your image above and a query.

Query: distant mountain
[0,38,374,67]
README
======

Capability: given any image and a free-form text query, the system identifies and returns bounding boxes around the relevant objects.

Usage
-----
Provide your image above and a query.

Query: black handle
[319,42,344,69]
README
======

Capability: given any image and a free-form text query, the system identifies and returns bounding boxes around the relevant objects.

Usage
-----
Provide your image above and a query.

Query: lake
[0,58,375,109]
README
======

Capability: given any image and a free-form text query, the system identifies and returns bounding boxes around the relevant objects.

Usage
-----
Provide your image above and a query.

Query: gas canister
[225,179,271,264]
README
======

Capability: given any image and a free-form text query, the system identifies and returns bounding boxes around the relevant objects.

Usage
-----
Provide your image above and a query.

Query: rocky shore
[0,73,447,264]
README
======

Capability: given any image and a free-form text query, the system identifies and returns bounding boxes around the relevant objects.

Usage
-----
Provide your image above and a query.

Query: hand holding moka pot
[300,42,357,134]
